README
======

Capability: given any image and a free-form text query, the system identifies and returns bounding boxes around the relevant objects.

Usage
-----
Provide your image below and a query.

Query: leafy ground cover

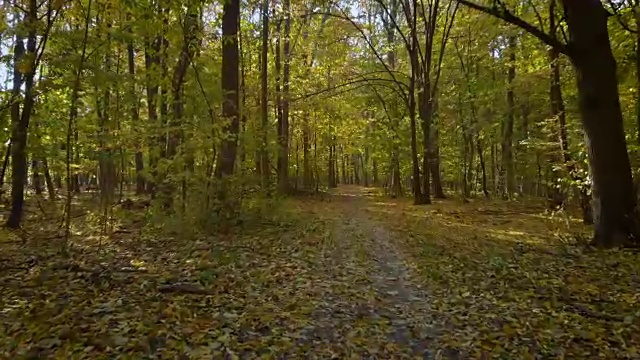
[364,189,640,359]
[1,187,639,359]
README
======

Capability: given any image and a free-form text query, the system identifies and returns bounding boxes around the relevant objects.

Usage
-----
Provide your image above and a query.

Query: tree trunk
[282,0,291,190]
[490,143,497,192]
[128,19,145,195]
[96,17,116,207]
[408,1,425,205]
[328,144,334,187]
[328,141,337,188]
[430,128,446,198]
[164,5,198,209]
[7,3,36,228]
[259,0,270,186]
[302,113,312,188]
[144,32,161,196]
[32,160,42,195]
[636,5,640,146]
[215,0,240,178]
[341,149,347,185]
[0,142,10,201]
[314,129,319,192]
[373,158,379,186]
[239,12,248,175]
[333,143,339,186]
[563,0,637,246]
[275,10,288,193]
[476,134,489,198]
[362,151,369,187]
[501,34,516,199]
[548,3,592,222]
[467,130,475,194]
[417,78,431,204]
[55,173,62,189]
[42,157,55,200]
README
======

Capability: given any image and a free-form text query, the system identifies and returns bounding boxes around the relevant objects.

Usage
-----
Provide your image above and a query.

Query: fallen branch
[158,283,215,295]
[565,303,626,322]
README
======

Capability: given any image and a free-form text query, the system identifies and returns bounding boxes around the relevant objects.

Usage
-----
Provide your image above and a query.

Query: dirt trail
[300,186,445,358]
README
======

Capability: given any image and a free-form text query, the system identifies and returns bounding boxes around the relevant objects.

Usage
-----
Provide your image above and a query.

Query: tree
[215,0,241,178]
[7,0,56,228]
[458,0,639,247]
[259,0,270,186]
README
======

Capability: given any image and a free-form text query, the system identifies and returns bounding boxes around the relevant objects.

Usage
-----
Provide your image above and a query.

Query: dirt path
[299,186,446,358]
[6,185,635,358]
[1,186,457,359]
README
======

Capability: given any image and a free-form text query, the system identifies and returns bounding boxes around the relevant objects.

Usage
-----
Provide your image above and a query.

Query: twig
[158,283,215,295]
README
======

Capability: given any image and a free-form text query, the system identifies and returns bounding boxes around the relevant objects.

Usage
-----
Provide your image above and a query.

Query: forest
[1,0,640,358]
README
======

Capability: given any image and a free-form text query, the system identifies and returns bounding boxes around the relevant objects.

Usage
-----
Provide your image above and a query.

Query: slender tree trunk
[341,149,347,185]
[239,10,248,175]
[32,160,42,195]
[373,158,379,186]
[163,5,198,209]
[328,143,334,187]
[547,4,566,209]
[501,34,516,199]
[42,157,55,200]
[417,0,458,202]
[430,128,446,198]
[490,143,497,192]
[64,0,92,245]
[314,129,319,192]
[467,130,475,193]
[260,0,270,186]
[382,0,402,198]
[144,31,161,196]
[408,0,424,204]
[281,0,291,191]
[294,134,299,189]
[302,114,312,188]
[476,134,489,198]
[362,150,369,187]
[275,12,287,193]
[96,16,116,208]
[4,31,23,205]
[417,75,431,204]
[328,140,337,188]
[128,31,145,195]
[0,142,10,201]
[636,5,640,146]
[7,1,37,228]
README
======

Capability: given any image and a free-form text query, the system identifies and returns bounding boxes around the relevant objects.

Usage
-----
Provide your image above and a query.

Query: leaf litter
[0,187,639,359]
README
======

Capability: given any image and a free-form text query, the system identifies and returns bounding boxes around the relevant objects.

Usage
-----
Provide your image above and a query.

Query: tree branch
[526,0,546,33]
[605,0,638,34]
[457,0,569,55]
[291,77,409,103]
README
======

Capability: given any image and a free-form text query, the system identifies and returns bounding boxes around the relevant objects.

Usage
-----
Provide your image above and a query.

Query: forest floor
[1,186,639,359]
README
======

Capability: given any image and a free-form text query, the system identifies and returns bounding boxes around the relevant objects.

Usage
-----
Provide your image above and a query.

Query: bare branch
[372,0,412,55]
[457,0,569,55]
[291,76,409,103]
[526,0,545,33]
[605,0,638,34]
[432,1,459,95]
[305,9,409,104]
